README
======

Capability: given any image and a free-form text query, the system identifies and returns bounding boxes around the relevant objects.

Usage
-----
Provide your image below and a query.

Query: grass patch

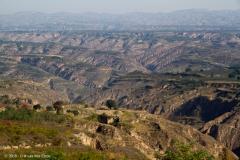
[156,141,214,160]
[0,147,128,160]
[0,108,73,145]
[84,113,98,122]
[0,120,64,146]
[0,108,71,124]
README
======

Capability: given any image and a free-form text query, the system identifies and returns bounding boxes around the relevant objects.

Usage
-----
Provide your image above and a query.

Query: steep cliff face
[201,110,240,156]
[172,96,238,122]
[169,84,240,156]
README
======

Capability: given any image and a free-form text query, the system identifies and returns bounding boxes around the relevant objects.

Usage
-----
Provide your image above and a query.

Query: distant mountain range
[0,9,240,31]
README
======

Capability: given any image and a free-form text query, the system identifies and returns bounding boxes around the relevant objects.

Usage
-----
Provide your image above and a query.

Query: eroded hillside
[0,96,237,160]
[0,31,240,158]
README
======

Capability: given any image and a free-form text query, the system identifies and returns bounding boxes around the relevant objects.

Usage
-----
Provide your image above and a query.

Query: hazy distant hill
[0,9,240,31]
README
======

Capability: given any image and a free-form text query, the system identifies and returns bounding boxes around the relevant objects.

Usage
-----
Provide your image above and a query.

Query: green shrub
[33,104,42,110]
[66,110,79,116]
[105,100,117,109]
[0,121,60,145]
[0,146,128,160]
[77,152,107,160]
[111,116,120,127]
[34,112,69,124]
[85,113,98,122]
[0,108,32,121]
[53,101,64,115]
[157,141,214,160]
[97,113,108,124]
[0,108,70,124]
[185,67,192,72]
[47,150,65,160]
[229,73,235,78]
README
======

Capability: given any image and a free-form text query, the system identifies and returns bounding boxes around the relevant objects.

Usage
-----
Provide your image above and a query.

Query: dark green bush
[185,67,192,72]
[53,101,64,115]
[33,104,42,110]
[229,73,236,78]
[105,100,117,109]
[97,113,108,124]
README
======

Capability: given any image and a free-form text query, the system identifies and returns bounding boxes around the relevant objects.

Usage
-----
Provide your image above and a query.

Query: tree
[228,73,235,79]
[185,67,192,73]
[105,100,117,109]
[53,101,64,114]
[33,104,41,111]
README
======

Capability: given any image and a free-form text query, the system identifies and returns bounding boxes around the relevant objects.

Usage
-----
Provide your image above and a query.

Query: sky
[0,0,240,14]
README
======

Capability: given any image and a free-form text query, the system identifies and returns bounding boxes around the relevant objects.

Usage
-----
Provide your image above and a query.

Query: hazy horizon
[0,0,240,15]
[1,8,240,16]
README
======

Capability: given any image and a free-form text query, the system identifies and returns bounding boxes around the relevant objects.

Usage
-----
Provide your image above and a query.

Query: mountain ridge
[1,10,240,31]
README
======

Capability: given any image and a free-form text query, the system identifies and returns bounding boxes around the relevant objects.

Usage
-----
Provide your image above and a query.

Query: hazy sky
[0,0,240,14]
